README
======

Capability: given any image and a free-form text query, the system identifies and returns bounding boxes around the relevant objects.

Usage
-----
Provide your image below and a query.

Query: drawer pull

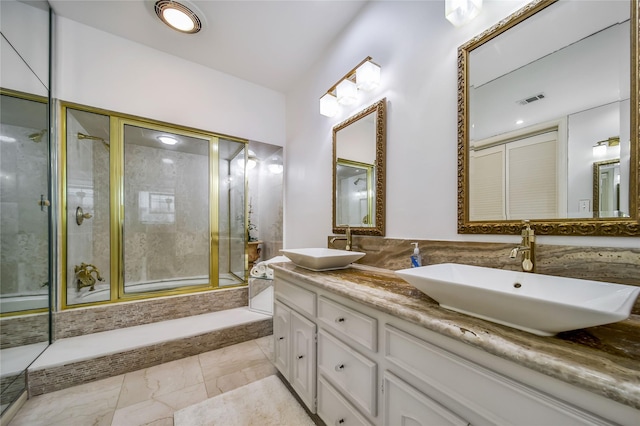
[335,363,345,372]
[297,355,304,359]
[278,336,285,340]
[335,419,345,425]
[335,317,346,323]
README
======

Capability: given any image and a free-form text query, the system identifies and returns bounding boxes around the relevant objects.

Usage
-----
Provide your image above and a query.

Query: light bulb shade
[356,61,381,91]
[593,143,607,157]
[336,79,358,105]
[445,0,483,27]
[320,93,339,117]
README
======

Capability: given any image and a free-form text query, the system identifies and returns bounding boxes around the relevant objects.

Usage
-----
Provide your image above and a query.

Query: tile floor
[9,336,276,426]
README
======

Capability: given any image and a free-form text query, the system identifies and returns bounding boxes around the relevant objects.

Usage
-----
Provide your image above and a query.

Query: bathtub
[0,294,49,314]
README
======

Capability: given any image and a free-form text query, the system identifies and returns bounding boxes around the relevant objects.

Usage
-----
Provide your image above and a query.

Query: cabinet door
[384,371,469,426]
[291,310,317,412]
[273,300,291,380]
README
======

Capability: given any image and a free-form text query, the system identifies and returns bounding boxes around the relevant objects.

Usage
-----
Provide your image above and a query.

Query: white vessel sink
[396,263,640,336]
[280,248,365,271]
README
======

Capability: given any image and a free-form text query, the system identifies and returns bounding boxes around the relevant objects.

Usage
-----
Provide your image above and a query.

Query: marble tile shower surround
[0,123,49,298]
[54,287,248,339]
[124,144,209,285]
[329,236,640,313]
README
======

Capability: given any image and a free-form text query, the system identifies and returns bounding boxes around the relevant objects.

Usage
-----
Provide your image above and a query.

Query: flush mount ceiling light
[155,0,202,34]
[320,57,381,117]
[445,0,483,27]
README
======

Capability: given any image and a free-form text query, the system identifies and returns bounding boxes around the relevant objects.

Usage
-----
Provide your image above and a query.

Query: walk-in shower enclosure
[63,104,248,308]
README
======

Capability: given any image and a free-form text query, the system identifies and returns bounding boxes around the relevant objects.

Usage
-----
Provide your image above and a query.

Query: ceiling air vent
[517,93,545,105]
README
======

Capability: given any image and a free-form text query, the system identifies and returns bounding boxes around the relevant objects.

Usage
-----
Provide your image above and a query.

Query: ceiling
[49,0,369,93]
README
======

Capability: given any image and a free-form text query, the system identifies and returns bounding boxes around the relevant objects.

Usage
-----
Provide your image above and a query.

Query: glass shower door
[121,122,215,295]
[219,139,247,287]
[64,107,111,307]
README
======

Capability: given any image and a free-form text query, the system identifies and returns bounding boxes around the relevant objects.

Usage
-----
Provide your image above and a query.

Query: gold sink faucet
[509,220,535,272]
[330,225,352,251]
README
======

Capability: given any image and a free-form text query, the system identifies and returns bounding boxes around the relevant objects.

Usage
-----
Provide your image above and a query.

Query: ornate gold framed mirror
[333,98,386,236]
[458,0,639,236]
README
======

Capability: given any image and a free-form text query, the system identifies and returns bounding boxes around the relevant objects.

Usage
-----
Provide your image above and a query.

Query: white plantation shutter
[507,132,558,220]
[469,146,505,221]
[470,131,558,220]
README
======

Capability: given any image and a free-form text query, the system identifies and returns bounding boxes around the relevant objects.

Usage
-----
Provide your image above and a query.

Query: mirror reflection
[336,159,374,226]
[333,98,386,236]
[459,0,639,235]
[594,159,622,218]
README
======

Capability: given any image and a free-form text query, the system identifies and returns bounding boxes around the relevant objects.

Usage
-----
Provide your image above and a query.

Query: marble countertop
[270,262,640,410]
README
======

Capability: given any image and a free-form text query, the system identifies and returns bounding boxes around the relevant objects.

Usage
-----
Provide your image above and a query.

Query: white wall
[284,0,639,249]
[54,16,285,146]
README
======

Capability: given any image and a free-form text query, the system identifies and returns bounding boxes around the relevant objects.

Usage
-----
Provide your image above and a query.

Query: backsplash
[328,236,640,313]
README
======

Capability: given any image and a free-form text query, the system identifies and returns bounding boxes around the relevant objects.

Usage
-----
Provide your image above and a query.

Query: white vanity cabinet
[273,281,317,412]
[274,270,636,426]
[384,324,612,426]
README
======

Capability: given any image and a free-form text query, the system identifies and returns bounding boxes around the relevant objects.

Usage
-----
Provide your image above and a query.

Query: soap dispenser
[410,243,422,268]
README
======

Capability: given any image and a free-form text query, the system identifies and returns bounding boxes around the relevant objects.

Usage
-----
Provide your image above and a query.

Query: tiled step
[27,307,272,396]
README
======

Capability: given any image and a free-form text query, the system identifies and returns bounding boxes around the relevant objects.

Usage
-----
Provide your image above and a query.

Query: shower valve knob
[38,195,50,211]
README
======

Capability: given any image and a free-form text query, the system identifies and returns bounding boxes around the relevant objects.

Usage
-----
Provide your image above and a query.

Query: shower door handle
[38,194,50,211]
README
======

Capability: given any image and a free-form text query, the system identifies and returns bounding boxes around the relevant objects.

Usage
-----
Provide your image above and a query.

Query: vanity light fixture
[445,0,483,27]
[592,137,620,157]
[155,0,202,34]
[158,135,178,145]
[320,57,381,117]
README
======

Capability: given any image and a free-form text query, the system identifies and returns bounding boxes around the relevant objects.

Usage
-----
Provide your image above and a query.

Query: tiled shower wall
[123,144,209,284]
[332,236,640,313]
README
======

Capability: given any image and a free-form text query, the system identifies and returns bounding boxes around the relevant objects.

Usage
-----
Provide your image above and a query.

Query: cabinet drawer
[384,371,469,426]
[385,325,610,425]
[318,296,377,352]
[318,376,372,426]
[275,278,316,317]
[318,329,377,417]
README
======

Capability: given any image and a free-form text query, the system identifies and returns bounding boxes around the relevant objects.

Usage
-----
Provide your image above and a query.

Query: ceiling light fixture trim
[155,0,202,34]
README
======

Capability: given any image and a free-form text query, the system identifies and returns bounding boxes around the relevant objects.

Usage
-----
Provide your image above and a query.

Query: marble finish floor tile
[9,375,124,426]
[10,336,275,426]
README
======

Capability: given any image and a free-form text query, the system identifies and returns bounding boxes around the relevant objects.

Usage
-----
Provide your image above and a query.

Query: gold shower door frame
[60,102,247,309]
